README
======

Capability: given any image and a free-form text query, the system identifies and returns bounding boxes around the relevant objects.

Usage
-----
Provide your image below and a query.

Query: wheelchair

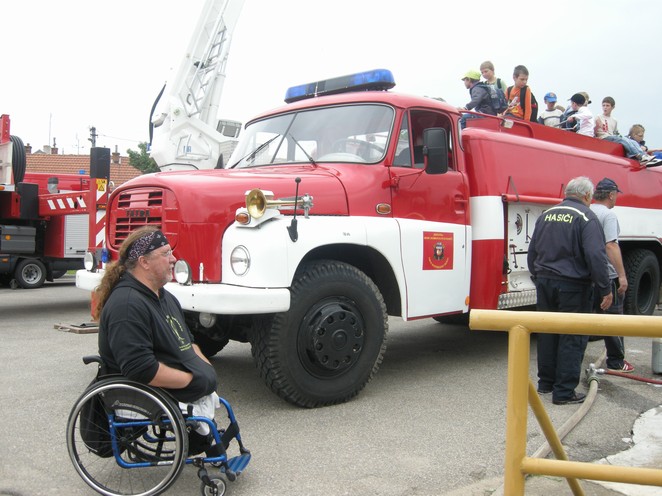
[66,356,251,496]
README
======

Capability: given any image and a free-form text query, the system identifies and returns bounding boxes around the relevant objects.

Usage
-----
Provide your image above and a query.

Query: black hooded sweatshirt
[99,272,217,403]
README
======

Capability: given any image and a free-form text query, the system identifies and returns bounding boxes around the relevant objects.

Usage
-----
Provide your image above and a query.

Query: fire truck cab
[77,70,662,407]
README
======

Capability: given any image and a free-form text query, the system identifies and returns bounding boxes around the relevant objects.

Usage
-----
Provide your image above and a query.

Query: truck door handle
[454,195,468,213]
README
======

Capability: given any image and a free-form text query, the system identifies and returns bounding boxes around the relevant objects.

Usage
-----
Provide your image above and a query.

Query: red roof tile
[26,153,142,188]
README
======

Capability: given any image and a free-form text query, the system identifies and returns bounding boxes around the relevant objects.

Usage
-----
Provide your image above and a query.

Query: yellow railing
[469,310,662,495]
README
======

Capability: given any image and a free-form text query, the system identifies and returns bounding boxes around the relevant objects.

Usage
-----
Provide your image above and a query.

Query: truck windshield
[229,104,394,168]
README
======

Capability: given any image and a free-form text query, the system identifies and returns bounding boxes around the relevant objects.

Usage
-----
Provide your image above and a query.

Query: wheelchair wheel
[66,378,188,496]
[201,476,226,496]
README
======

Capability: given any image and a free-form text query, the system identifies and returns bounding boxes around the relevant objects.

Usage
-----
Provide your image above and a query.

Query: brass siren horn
[246,189,310,219]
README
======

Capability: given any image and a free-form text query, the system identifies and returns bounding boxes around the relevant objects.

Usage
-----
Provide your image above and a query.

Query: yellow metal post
[503,324,530,495]
[528,381,584,495]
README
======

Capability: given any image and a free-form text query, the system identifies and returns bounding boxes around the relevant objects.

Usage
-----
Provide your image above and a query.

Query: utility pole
[88,126,98,148]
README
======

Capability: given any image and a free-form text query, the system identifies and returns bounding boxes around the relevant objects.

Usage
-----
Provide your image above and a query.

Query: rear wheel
[15,258,46,289]
[66,378,188,496]
[252,260,388,407]
[623,249,660,315]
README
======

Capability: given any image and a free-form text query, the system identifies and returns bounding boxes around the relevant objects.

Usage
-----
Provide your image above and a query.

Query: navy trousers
[535,277,593,402]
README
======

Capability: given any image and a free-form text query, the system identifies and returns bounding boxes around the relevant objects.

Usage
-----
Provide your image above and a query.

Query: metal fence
[469,309,662,496]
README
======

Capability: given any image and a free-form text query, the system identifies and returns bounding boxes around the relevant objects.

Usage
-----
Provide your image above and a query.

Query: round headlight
[174,259,192,285]
[230,246,250,276]
[84,252,97,272]
[199,313,217,328]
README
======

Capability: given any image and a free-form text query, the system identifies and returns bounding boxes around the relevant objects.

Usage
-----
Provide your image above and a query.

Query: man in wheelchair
[94,226,219,456]
[67,229,250,495]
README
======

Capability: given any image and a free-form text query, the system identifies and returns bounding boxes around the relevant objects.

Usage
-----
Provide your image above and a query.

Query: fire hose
[531,350,662,460]
[597,368,662,385]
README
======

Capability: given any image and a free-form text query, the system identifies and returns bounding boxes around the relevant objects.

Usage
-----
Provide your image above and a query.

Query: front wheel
[623,249,660,315]
[201,476,226,496]
[252,260,388,408]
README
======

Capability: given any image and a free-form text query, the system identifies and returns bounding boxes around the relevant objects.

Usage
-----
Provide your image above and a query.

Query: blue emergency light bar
[284,69,396,103]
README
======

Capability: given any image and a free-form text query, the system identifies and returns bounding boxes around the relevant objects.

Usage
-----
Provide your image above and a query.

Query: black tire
[201,476,227,496]
[192,330,229,358]
[66,378,188,496]
[252,260,388,408]
[623,249,660,315]
[15,258,46,289]
[11,135,26,183]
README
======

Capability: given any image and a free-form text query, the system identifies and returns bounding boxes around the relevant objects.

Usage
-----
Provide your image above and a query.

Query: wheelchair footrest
[223,453,251,476]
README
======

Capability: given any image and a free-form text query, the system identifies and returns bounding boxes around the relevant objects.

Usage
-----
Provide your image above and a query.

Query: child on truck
[505,65,536,121]
[595,97,660,165]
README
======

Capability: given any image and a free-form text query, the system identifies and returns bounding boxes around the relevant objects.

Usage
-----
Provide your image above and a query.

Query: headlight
[199,313,217,328]
[84,252,97,272]
[230,246,250,276]
[174,260,192,285]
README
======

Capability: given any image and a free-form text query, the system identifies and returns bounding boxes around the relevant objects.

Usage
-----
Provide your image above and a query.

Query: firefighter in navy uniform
[527,176,613,405]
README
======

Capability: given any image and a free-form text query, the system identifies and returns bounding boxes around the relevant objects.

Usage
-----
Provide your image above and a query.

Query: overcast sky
[3,0,662,156]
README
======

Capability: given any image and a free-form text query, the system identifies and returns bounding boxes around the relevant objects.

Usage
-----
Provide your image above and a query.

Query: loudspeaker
[90,147,110,180]
[16,182,39,219]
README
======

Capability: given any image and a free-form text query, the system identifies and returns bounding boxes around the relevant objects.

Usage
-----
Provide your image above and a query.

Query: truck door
[389,109,469,319]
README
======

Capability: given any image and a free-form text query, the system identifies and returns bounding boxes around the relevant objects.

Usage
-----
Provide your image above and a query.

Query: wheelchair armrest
[83,355,103,365]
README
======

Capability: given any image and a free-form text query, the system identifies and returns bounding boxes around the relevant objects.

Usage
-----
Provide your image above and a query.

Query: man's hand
[617,275,628,296]
[600,292,614,311]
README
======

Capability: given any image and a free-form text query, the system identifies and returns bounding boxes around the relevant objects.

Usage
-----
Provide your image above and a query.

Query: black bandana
[126,230,168,260]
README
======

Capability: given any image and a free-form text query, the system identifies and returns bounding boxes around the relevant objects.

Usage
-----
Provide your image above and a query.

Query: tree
[127,142,159,174]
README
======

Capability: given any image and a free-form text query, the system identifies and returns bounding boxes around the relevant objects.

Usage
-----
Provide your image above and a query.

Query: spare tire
[10,135,26,183]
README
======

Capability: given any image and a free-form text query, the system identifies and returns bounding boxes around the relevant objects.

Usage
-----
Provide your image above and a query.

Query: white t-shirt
[590,203,619,279]
[574,107,595,137]
[595,114,618,138]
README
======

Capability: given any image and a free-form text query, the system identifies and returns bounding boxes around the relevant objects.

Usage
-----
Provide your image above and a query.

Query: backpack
[520,85,539,122]
[506,85,539,122]
[79,377,114,458]
[479,79,508,114]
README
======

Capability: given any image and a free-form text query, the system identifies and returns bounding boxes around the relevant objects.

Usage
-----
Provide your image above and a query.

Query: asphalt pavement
[1,277,661,496]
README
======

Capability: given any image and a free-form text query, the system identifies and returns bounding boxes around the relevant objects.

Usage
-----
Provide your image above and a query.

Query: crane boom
[149,0,245,171]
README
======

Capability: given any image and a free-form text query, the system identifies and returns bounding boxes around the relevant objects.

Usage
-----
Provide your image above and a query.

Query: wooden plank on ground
[54,322,99,334]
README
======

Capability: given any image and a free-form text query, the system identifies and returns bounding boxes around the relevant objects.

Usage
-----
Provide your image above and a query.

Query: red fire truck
[77,70,662,407]
[1,114,110,289]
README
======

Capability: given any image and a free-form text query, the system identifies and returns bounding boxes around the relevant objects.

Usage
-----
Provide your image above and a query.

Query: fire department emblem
[423,232,454,270]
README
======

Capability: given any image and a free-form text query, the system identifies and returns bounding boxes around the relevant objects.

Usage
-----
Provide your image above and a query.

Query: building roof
[26,153,143,188]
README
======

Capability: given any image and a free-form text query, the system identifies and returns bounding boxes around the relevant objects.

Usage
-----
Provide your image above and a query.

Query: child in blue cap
[538,92,565,127]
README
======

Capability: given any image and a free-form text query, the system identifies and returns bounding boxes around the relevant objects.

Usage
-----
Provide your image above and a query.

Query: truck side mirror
[423,128,448,175]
